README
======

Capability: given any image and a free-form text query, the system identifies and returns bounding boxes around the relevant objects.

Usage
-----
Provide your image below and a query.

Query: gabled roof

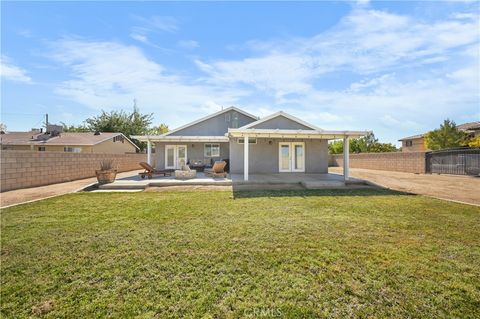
[457,121,480,131]
[163,106,258,136]
[0,131,43,144]
[0,132,139,149]
[398,134,425,141]
[237,111,322,131]
[398,121,480,141]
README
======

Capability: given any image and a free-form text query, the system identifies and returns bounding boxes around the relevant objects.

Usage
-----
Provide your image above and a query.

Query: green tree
[61,123,89,132]
[467,136,480,148]
[368,142,397,152]
[61,106,168,151]
[328,132,397,154]
[147,124,169,135]
[328,140,344,154]
[424,119,468,150]
[83,106,153,151]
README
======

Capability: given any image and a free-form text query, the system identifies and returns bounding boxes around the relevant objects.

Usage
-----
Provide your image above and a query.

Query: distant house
[398,134,428,152]
[0,129,139,154]
[399,121,480,152]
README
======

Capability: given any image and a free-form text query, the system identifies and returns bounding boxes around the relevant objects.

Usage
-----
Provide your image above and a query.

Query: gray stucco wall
[251,116,313,130]
[169,110,257,136]
[229,138,328,174]
[154,142,229,169]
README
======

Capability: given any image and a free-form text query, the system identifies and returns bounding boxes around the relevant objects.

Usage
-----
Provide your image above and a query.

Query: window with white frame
[38,146,46,151]
[204,143,220,157]
[238,138,257,144]
[64,147,82,153]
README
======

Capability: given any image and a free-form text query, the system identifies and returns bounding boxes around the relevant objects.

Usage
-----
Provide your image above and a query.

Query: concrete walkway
[329,167,480,206]
[1,170,142,208]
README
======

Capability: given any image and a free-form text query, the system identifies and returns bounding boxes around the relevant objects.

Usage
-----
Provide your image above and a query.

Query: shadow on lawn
[232,186,414,199]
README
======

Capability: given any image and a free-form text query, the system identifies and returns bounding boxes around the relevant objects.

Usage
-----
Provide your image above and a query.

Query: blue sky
[1,1,479,145]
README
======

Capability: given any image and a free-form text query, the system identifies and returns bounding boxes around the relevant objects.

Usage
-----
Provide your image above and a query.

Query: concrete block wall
[1,150,146,192]
[329,152,426,174]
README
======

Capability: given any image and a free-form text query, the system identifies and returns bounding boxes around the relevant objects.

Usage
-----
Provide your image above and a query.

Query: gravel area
[329,167,480,206]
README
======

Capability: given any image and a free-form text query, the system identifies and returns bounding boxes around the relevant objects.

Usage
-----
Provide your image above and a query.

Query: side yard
[329,167,480,205]
[0,170,143,208]
[1,190,479,318]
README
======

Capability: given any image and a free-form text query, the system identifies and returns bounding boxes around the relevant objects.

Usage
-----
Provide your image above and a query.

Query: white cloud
[191,8,479,142]
[130,33,148,44]
[177,40,199,49]
[129,15,180,51]
[0,56,32,83]
[131,15,179,34]
[50,39,248,127]
[48,7,479,144]
[197,9,479,95]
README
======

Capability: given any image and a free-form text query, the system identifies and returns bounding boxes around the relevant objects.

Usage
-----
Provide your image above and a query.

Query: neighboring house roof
[398,134,425,141]
[0,132,139,149]
[457,121,480,131]
[162,106,259,137]
[0,131,43,144]
[398,121,480,142]
[238,111,322,131]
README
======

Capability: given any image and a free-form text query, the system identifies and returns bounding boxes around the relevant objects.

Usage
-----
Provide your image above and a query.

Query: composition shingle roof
[457,121,480,131]
[0,131,137,148]
[399,121,480,141]
[398,134,425,141]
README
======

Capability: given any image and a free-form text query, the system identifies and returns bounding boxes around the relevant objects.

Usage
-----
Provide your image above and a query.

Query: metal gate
[426,148,480,176]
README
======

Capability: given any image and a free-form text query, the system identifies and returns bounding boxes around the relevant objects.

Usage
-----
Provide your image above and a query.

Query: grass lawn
[1,189,479,318]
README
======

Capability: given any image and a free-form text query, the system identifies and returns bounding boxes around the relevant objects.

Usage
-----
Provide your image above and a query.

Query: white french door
[279,142,305,172]
[165,145,187,169]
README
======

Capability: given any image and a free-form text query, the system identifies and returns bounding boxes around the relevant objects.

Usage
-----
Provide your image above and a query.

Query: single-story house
[399,121,480,152]
[0,130,139,154]
[133,107,367,181]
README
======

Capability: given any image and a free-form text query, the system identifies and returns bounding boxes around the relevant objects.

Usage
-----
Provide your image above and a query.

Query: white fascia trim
[228,128,370,139]
[162,106,259,137]
[131,135,229,142]
[237,111,323,131]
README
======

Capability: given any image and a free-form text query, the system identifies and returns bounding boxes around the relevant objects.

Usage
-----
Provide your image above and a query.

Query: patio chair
[204,161,227,178]
[138,162,173,179]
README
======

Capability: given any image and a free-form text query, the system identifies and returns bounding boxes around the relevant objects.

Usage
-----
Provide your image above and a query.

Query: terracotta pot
[95,169,117,184]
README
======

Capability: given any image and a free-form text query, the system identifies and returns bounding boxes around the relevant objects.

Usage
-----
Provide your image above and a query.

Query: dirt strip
[329,167,480,206]
[1,170,142,208]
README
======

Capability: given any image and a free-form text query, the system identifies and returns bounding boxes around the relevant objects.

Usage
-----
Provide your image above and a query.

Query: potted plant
[95,159,117,184]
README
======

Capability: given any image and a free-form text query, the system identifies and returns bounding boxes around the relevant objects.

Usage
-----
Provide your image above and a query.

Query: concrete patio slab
[97,172,232,190]
[96,172,368,191]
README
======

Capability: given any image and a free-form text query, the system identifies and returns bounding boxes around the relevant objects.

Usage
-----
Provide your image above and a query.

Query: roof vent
[94,131,101,135]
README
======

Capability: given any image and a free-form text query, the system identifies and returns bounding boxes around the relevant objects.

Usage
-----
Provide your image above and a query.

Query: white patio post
[343,136,349,182]
[244,135,249,181]
[147,139,152,165]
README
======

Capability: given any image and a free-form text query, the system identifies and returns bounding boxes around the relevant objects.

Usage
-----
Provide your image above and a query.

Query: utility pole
[45,113,49,132]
